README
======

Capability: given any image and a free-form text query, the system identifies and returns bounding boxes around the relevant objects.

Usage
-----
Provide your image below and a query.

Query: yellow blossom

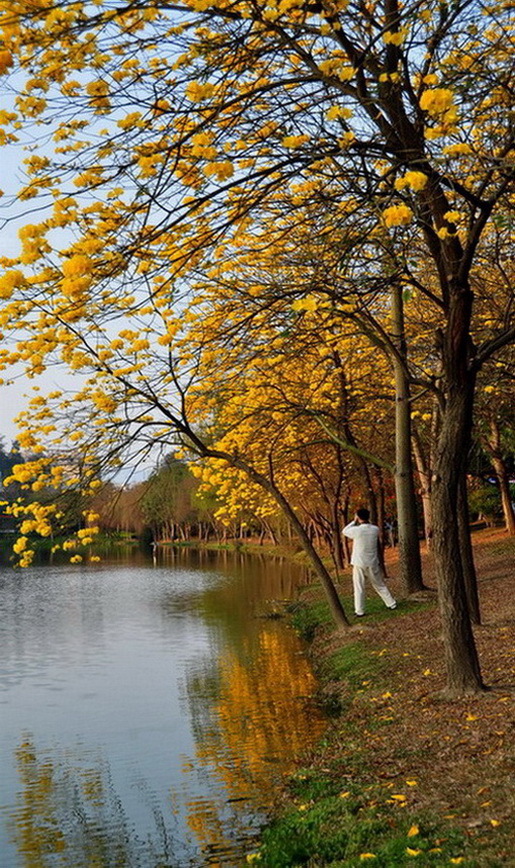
[282,134,311,148]
[443,143,472,157]
[420,88,455,116]
[0,269,26,298]
[292,295,318,312]
[13,536,28,554]
[394,171,428,192]
[382,28,408,45]
[326,105,353,121]
[185,81,215,102]
[382,204,413,227]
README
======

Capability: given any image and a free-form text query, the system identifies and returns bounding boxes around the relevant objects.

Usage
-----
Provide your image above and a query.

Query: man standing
[342,508,397,617]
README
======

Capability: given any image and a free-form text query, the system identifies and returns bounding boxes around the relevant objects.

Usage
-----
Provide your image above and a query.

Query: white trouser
[352,565,396,615]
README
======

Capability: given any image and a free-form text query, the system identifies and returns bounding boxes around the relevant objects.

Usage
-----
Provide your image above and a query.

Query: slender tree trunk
[486,418,515,535]
[332,500,345,569]
[412,427,433,548]
[334,352,378,522]
[182,430,352,629]
[373,467,388,575]
[377,467,386,544]
[391,284,425,593]
[457,473,481,625]
[272,490,350,628]
[432,383,485,695]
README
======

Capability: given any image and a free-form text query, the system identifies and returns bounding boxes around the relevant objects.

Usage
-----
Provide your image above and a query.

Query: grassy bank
[251,529,515,867]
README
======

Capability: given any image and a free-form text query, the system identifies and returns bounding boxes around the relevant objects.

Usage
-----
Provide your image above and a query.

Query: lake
[0,547,327,867]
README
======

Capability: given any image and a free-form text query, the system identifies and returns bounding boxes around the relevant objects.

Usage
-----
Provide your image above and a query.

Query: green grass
[252,591,502,867]
[256,789,478,867]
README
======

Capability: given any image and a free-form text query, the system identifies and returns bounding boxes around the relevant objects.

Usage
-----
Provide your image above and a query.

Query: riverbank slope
[254,528,515,867]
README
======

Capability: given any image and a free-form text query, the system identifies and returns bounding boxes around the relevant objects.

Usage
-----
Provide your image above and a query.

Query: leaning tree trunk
[431,382,485,695]
[391,284,425,594]
[486,418,515,535]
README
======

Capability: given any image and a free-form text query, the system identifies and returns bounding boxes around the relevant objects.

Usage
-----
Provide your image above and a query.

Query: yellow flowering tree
[1,0,515,691]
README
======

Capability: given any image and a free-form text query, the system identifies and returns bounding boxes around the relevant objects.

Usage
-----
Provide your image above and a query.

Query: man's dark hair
[356,508,370,522]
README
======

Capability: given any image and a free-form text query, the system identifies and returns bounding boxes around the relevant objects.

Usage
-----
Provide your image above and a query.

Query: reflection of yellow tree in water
[11,738,173,868]
[185,627,326,862]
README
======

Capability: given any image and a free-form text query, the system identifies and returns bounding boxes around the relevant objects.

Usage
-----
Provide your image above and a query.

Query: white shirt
[342,521,380,568]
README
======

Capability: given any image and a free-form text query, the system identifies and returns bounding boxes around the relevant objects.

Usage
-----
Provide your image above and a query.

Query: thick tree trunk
[391,284,425,594]
[431,385,485,695]
[486,419,515,535]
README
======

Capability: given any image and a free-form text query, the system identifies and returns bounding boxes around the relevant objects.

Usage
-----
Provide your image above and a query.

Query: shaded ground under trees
[256,528,515,866]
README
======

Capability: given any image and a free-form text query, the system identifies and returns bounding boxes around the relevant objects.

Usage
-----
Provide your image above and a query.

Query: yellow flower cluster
[420,87,457,128]
[382,28,408,45]
[0,49,13,75]
[291,295,318,312]
[318,58,355,82]
[282,134,311,149]
[382,204,413,227]
[203,160,234,181]
[0,269,25,299]
[185,81,215,102]
[394,171,428,192]
[442,143,472,157]
[326,105,353,121]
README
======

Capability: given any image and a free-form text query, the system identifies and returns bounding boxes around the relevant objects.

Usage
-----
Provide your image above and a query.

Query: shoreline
[251,528,515,866]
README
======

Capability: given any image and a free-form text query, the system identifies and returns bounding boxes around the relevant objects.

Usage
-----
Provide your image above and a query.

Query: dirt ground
[307,528,515,864]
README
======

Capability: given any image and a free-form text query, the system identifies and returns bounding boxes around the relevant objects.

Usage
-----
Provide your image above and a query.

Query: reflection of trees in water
[183,625,326,863]
[10,737,181,868]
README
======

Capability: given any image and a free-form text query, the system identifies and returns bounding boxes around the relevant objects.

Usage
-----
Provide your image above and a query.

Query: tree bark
[272,488,350,628]
[457,473,481,625]
[331,500,345,569]
[412,427,433,548]
[391,284,425,593]
[431,382,485,695]
[486,418,515,535]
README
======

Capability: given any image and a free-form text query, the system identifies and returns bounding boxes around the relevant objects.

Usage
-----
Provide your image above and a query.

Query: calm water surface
[0,548,326,867]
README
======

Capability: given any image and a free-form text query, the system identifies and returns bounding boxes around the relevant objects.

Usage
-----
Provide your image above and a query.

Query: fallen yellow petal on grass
[490,819,500,827]
[406,848,421,856]
[406,780,418,786]
[450,859,465,865]
[339,791,351,799]
[359,855,377,861]
[391,794,407,801]
[407,824,419,837]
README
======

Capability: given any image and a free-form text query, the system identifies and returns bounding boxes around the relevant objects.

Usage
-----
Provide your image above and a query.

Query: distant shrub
[468,485,502,521]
